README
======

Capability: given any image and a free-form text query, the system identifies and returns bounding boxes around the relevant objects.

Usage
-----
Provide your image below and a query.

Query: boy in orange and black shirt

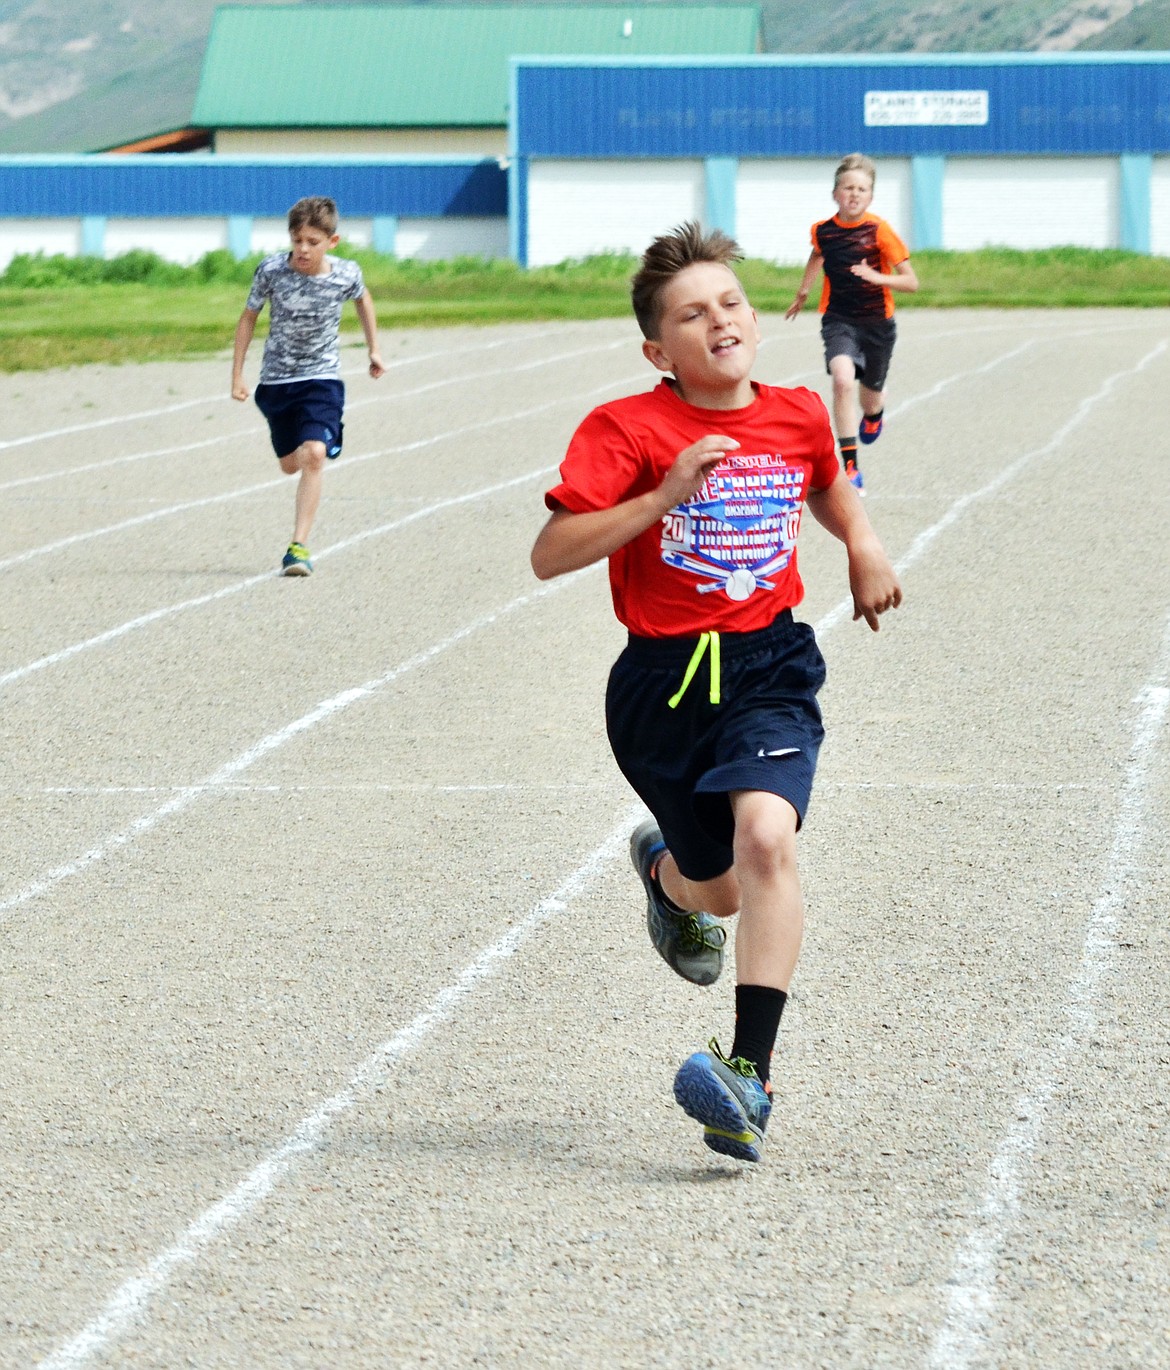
[786,153,918,495]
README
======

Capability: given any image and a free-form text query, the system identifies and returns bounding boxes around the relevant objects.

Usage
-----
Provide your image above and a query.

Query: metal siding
[736,157,912,265]
[1150,156,1170,256]
[941,158,1119,250]
[526,159,703,266]
[194,6,761,128]
[0,158,507,218]
[395,216,510,260]
[735,159,836,265]
[515,58,1170,158]
[0,219,80,270]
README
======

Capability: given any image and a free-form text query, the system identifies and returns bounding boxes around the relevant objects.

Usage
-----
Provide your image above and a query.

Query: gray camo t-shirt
[246,252,366,384]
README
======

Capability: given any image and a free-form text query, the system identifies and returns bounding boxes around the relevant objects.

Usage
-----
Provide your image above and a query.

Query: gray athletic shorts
[821,314,897,391]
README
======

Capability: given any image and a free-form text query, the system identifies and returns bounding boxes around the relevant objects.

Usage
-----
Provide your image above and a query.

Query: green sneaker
[281,541,312,576]
[673,1038,772,1163]
[629,820,725,986]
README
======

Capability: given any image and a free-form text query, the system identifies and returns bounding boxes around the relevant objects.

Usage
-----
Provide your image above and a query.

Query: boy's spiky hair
[288,196,339,236]
[630,221,744,339]
[834,153,876,187]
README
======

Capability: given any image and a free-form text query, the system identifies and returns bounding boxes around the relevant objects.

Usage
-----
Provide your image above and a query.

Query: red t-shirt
[812,211,909,320]
[545,380,838,638]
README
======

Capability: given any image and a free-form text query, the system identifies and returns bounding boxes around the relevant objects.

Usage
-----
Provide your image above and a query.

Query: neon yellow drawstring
[667,631,721,709]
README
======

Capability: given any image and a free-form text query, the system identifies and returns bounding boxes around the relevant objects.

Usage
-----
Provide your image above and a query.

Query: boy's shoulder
[580,382,672,430]
[324,253,362,276]
[581,380,827,435]
[755,380,828,408]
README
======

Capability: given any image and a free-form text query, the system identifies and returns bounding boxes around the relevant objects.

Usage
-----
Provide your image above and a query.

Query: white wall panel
[942,158,1118,250]
[736,157,912,263]
[527,159,703,266]
[251,217,374,254]
[395,216,508,260]
[103,218,228,263]
[0,219,79,269]
[1151,157,1170,257]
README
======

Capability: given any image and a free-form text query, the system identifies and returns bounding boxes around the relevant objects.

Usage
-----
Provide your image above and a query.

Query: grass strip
[1,245,1168,373]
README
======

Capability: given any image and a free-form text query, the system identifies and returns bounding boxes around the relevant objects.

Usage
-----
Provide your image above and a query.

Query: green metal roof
[193,4,762,127]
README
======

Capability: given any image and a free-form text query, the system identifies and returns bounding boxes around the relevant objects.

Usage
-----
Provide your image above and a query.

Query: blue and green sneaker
[673,1038,772,1163]
[281,542,312,576]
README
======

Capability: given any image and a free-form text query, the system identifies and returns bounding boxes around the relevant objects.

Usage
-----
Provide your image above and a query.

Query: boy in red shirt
[786,153,918,495]
[531,222,902,1163]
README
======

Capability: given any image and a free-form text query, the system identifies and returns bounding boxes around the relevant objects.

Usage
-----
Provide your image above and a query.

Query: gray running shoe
[629,820,725,986]
[673,1038,771,1163]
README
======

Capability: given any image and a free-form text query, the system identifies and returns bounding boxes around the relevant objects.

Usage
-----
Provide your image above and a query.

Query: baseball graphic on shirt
[724,569,757,600]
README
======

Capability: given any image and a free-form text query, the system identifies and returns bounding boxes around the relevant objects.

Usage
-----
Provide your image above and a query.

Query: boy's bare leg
[859,381,885,419]
[279,439,327,545]
[727,789,803,990]
[656,853,740,921]
[655,789,802,989]
[660,794,805,986]
[828,354,860,444]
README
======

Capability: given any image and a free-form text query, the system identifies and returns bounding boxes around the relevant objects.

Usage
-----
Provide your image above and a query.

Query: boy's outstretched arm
[850,256,919,293]
[531,435,735,580]
[805,473,903,630]
[785,251,823,320]
[231,308,259,401]
[354,289,384,378]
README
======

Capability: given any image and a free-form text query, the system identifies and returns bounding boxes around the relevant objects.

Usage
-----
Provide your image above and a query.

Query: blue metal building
[0,155,507,267]
[508,53,1170,265]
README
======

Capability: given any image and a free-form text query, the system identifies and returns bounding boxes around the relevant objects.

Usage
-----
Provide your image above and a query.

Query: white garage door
[942,158,1118,250]
[526,159,703,266]
[736,157,913,263]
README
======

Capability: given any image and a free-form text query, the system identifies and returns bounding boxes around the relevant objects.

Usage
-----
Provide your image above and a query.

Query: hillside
[0,0,1165,154]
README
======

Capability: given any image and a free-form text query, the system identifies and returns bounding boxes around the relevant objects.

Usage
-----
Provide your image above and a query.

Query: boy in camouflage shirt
[232,196,384,576]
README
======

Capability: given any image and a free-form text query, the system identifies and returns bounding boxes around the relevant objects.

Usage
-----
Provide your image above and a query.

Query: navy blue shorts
[821,314,897,391]
[254,379,345,460]
[605,611,826,884]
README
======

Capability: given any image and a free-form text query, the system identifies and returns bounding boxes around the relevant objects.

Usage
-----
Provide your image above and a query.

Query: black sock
[863,409,883,424]
[839,438,858,465]
[730,984,787,1088]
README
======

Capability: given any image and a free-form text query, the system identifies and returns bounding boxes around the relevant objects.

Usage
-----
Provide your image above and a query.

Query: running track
[2,311,1168,1368]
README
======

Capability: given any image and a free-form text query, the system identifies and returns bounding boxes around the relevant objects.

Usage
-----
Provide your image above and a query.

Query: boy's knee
[282,440,327,473]
[733,802,799,882]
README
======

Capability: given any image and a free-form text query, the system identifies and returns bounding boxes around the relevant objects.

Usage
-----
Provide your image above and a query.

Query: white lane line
[0,567,593,921]
[7,780,1096,797]
[0,338,632,563]
[0,314,1154,469]
[888,339,1034,418]
[0,354,818,690]
[0,324,571,458]
[0,469,548,690]
[0,331,574,492]
[34,801,642,1370]
[811,340,1168,639]
[0,343,635,573]
[927,620,1170,1370]
[0,357,656,690]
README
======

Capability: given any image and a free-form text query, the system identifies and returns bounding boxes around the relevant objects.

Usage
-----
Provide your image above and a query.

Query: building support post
[911,156,944,252]
[1119,154,1151,254]
[704,157,738,239]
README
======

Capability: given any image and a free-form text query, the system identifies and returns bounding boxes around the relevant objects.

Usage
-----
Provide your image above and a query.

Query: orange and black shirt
[811,212,909,321]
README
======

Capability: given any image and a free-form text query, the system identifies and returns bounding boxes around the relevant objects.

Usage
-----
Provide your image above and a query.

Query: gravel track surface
[2,311,1168,1369]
